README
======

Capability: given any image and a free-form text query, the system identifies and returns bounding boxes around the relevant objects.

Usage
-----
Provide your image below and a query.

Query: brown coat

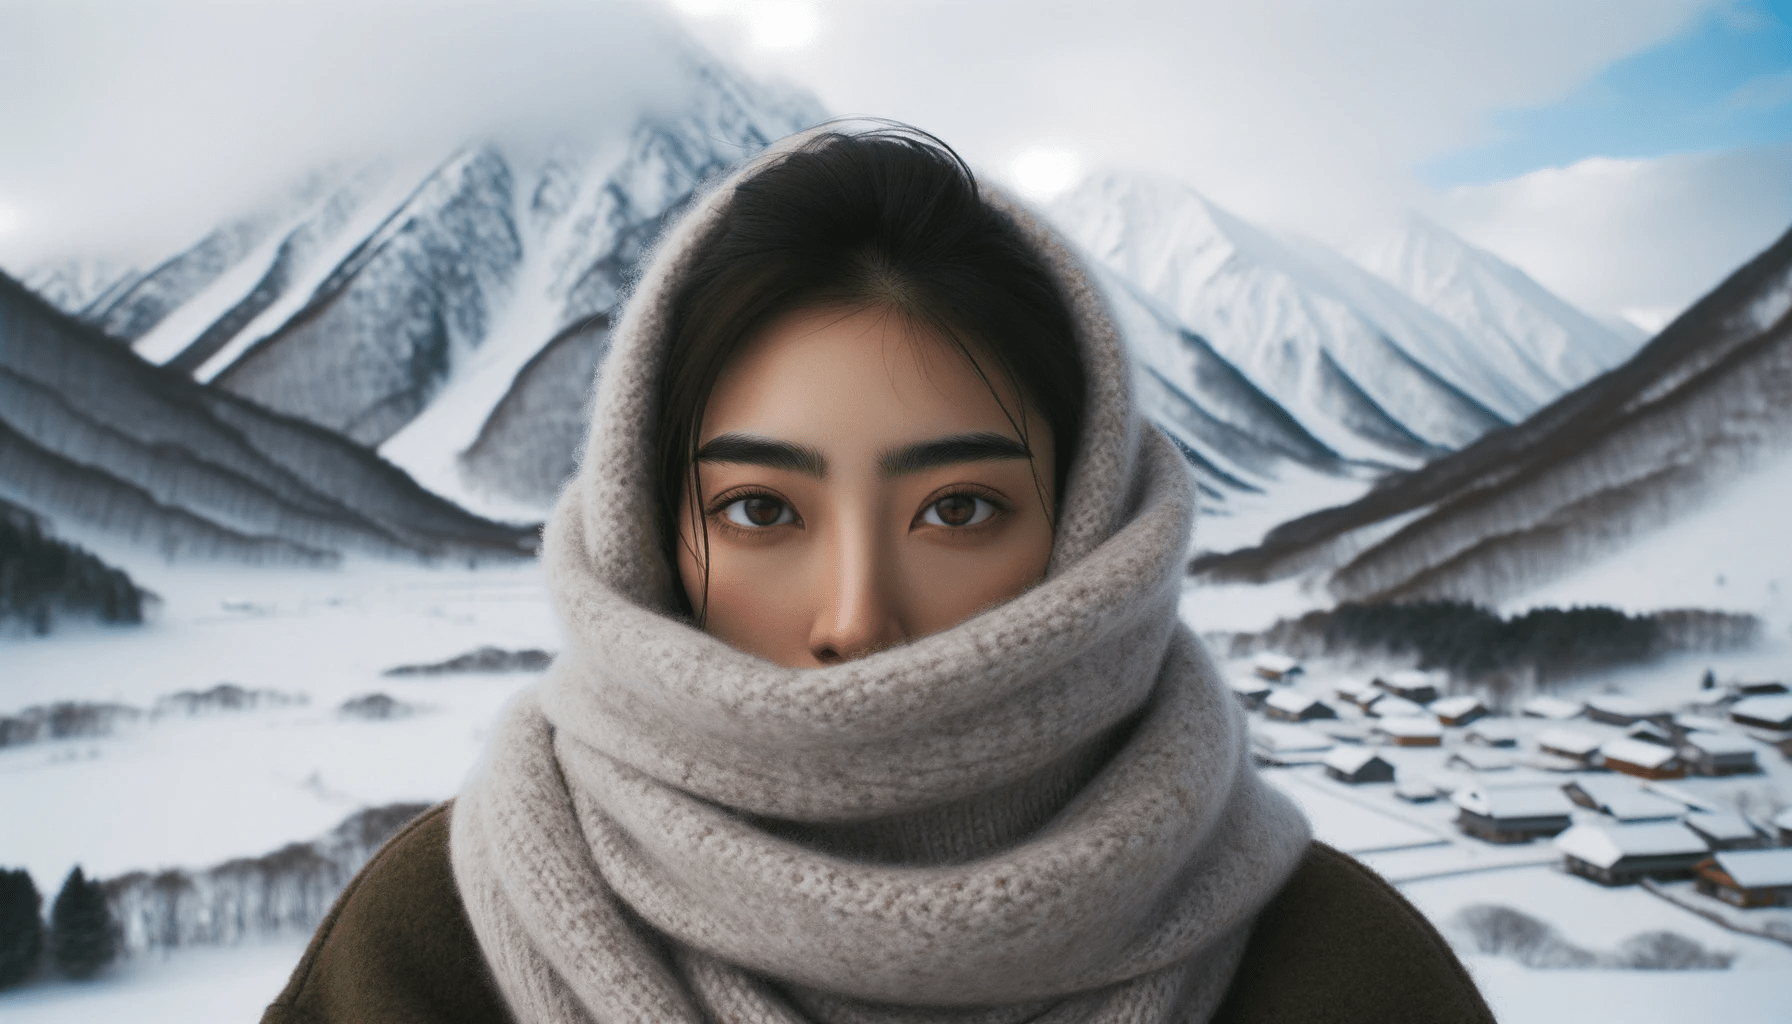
[263,803,1494,1024]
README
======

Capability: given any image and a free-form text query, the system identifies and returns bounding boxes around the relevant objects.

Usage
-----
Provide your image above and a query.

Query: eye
[922,493,998,528]
[722,495,796,528]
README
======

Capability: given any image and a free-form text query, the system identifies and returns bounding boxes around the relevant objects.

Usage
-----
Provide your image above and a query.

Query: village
[1229,652,1792,945]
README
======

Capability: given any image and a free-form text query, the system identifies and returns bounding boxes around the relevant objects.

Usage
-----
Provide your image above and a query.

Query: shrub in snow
[382,646,555,677]
[104,803,429,954]
[338,693,417,720]
[1616,931,1733,970]
[0,868,43,989]
[0,499,150,634]
[0,701,142,748]
[153,683,303,716]
[50,867,116,979]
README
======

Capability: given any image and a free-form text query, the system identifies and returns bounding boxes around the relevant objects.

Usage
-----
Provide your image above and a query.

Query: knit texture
[449,128,1313,1024]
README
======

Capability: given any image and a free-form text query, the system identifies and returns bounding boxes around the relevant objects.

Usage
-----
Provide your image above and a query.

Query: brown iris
[742,497,786,526]
[933,495,977,526]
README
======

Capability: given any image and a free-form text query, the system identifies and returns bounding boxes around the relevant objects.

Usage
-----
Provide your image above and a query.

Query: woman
[264,126,1493,1024]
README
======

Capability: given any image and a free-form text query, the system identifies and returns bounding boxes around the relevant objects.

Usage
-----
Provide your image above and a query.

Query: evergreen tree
[0,867,43,989]
[50,867,115,979]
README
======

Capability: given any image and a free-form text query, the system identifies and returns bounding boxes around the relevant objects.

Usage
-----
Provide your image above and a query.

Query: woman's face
[677,305,1057,667]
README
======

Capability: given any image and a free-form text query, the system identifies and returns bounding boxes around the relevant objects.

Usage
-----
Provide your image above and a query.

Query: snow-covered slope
[1192,221,1792,615]
[0,272,536,565]
[1053,173,1511,465]
[1347,212,1640,408]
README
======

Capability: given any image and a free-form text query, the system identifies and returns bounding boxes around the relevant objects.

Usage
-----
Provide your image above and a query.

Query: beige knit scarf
[450,128,1312,1024]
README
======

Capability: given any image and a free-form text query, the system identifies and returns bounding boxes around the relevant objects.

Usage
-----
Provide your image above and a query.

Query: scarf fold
[450,127,1311,1024]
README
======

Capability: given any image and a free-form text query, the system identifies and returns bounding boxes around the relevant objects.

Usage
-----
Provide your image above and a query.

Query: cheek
[899,518,1054,630]
[679,532,817,664]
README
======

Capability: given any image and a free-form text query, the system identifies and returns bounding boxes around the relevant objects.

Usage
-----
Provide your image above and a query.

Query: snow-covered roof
[1679,731,1758,757]
[1453,785,1574,819]
[1711,848,1792,889]
[1250,721,1333,753]
[1429,695,1485,719]
[1584,695,1669,719]
[1729,695,1792,728]
[1522,696,1584,719]
[1447,749,1513,771]
[1555,822,1707,869]
[1466,720,1518,743]
[1382,669,1441,689]
[1253,652,1301,675]
[1536,728,1601,756]
[1600,737,1681,770]
[1395,777,1440,801]
[1366,695,1428,718]
[1375,716,1443,739]
[1266,689,1326,714]
[1564,777,1685,822]
[1228,676,1271,697]
[1683,811,1760,844]
[1323,747,1391,774]
[1335,681,1378,702]
[1672,713,1730,733]
[1774,808,1792,832]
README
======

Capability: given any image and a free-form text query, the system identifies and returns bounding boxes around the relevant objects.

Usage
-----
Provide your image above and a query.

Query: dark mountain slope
[1191,222,1792,604]
[0,272,535,564]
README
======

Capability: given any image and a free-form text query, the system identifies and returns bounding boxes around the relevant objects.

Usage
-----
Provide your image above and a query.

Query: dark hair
[655,126,1086,617]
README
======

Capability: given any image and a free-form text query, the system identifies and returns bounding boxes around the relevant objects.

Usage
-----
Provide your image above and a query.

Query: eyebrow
[878,432,1032,478]
[695,433,828,477]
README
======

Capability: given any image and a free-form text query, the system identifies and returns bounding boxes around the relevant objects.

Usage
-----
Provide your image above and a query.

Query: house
[1373,670,1440,705]
[1229,677,1271,711]
[1775,808,1792,845]
[1561,778,1684,823]
[1677,731,1760,776]
[1729,680,1789,698]
[1453,785,1575,843]
[1249,721,1333,766]
[1673,712,1732,734]
[1583,696,1673,728]
[1624,720,1678,746]
[1694,848,1792,908]
[1728,695,1792,732]
[1536,728,1602,764]
[1252,652,1303,682]
[1555,822,1710,885]
[1334,681,1379,710]
[1598,738,1689,780]
[1521,696,1584,720]
[1464,720,1518,748]
[1395,777,1441,803]
[1264,690,1337,723]
[1683,811,1766,850]
[1323,747,1395,784]
[1429,695,1488,727]
[1363,694,1428,719]
[1447,749,1514,773]
[1373,716,1443,748]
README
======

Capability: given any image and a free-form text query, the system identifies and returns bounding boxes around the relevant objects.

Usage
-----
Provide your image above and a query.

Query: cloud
[0,0,696,266]
[1430,141,1792,320]
[667,0,1717,238]
[1727,67,1792,109]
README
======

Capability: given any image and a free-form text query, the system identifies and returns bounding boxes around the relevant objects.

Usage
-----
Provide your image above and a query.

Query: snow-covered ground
[3,563,1790,1021]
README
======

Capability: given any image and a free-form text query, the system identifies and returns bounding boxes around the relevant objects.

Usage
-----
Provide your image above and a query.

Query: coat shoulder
[1211,841,1495,1024]
[261,801,512,1024]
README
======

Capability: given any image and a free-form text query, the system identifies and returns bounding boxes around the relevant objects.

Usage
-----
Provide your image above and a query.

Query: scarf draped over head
[450,126,1312,1024]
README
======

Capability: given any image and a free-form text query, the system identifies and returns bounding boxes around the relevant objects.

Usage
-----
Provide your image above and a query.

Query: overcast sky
[1,0,1788,322]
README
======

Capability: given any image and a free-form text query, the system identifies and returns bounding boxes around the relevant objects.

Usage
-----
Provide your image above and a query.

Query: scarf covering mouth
[450,126,1312,1024]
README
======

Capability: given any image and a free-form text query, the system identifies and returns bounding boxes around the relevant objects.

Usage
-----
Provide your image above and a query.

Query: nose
[808,520,905,664]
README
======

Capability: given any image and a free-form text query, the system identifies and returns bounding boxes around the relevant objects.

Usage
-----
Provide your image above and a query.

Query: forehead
[700,306,1027,445]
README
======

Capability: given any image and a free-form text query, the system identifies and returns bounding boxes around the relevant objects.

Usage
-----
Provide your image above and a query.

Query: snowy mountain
[1347,212,1639,408]
[1054,173,1513,465]
[25,51,823,525]
[0,272,535,565]
[1190,221,1792,614]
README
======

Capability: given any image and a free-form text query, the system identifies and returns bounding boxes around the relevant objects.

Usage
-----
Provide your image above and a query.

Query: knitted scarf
[450,129,1312,1024]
